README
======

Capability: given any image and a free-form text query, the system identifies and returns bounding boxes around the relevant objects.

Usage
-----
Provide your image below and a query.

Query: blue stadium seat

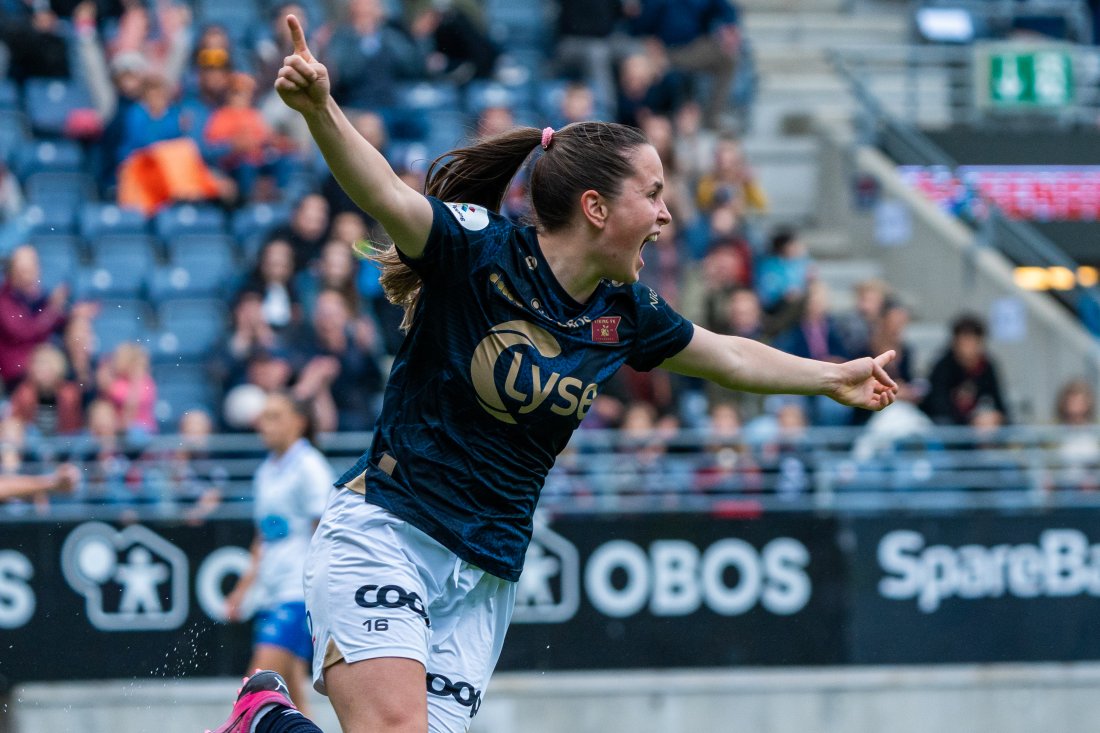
[21,201,78,236]
[78,241,156,298]
[24,171,96,205]
[23,77,94,137]
[153,204,227,241]
[155,298,228,359]
[89,234,159,265]
[147,255,235,300]
[12,139,84,179]
[394,81,462,112]
[154,378,218,431]
[79,203,148,240]
[231,203,291,243]
[165,232,237,268]
[0,79,18,110]
[0,110,29,165]
[90,300,155,357]
[32,234,81,292]
[464,80,534,115]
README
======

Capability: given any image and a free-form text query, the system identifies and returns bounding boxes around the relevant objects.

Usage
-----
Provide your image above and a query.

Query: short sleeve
[626,284,695,372]
[396,197,505,284]
[299,449,335,519]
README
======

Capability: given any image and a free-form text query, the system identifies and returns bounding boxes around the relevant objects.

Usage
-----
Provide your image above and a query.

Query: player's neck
[536,229,602,304]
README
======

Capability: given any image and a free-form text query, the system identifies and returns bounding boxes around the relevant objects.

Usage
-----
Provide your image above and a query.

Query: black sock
[254,705,324,733]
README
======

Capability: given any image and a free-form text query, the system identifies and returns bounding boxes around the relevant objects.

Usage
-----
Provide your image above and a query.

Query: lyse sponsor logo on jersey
[591,316,621,344]
[354,583,431,627]
[427,672,483,718]
[878,528,1100,613]
[471,320,599,425]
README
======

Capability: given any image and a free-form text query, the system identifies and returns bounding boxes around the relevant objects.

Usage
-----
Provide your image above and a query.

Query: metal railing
[5,425,1100,521]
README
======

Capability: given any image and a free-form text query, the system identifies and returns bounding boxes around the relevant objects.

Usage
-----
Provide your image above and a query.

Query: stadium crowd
[0,0,1097,509]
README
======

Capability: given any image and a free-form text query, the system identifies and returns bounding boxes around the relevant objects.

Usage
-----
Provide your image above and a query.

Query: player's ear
[580,190,607,229]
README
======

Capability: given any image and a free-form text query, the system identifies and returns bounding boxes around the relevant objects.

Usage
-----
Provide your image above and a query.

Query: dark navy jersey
[337,197,694,581]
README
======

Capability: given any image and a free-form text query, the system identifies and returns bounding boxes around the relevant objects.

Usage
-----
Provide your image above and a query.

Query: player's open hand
[274,14,330,115]
[829,351,899,411]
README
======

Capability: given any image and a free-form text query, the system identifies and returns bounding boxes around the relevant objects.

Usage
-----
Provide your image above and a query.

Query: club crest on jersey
[591,316,621,344]
[446,202,490,231]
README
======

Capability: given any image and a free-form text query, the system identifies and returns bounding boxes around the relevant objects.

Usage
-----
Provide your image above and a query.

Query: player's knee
[346,704,424,733]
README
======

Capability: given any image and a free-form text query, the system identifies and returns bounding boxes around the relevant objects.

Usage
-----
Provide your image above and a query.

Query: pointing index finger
[286,14,312,59]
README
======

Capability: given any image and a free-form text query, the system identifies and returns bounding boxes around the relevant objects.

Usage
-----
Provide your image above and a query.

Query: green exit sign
[979,43,1074,109]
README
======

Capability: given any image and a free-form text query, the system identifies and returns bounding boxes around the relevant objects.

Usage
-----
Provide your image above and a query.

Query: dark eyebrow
[651,181,664,192]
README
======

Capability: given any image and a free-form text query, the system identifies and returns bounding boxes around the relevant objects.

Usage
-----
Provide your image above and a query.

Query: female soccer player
[224,392,334,716]
[209,15,897,733]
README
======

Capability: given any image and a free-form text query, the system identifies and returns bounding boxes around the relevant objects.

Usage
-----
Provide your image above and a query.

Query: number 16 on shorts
[361,618,390,632]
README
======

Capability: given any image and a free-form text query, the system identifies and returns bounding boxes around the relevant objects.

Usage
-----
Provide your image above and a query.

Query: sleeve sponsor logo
[445,202,490,231]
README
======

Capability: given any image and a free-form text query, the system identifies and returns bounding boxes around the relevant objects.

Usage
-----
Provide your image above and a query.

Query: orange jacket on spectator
[204,107,275,166]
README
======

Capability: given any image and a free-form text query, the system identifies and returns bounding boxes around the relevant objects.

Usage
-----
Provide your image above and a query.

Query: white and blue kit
[253,438,333,660]
[305,198,693,732]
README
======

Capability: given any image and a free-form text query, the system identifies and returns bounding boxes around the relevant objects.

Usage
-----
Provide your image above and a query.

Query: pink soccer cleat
[207,669,297,733]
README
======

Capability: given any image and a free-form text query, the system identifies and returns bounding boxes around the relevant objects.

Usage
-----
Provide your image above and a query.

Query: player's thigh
[425,573,517,733]
[325,657,428,733]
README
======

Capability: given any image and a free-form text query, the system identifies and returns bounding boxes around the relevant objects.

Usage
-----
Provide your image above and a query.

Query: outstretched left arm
[660,325,898,411]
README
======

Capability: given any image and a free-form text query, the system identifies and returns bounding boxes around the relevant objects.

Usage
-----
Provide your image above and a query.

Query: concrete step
[741,136,821,226]
[744,11,909,49]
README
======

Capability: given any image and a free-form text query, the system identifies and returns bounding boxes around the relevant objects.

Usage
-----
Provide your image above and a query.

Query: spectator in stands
[215,290,288,389]
[289,289,385,431]
[115,71,185,165]
[703,287,773,422]
[774,282,852,425]
[324,0,426,136]
[0,246,92,392]
[866,299,923,404]
[694,401,762,494]
[406,0,497,85]
[0,462,79,503]
[0,163,25,254]
[673,101,718,183]
[920,313,1010,426]
[62,312,97,404]
[204,72,295,202]
[155,408,227,523]
[78,397,144,508]
[1051,378,1100,491]
[554,0,632,116]
[550,82,599,129]
[9,343,84,436]
[239,238,303,331]
[106,0,192,83]
[639,114,697,234]
[296,239,363,323]
[476,104,516,141]
[98,342,158,436]
[615,51,683,129]
[755,227,813,316]
[269,193,331,271]
[627,0,741,129]
[835,278,889,359]
[0,0,71,81]
[695,133,767,220]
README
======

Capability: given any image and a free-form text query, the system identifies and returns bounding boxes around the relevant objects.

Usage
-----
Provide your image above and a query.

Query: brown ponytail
[370,122,649,331]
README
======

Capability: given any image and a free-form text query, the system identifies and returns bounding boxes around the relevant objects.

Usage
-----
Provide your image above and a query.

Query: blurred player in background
[224,392,334,715]
[208,14,898,733]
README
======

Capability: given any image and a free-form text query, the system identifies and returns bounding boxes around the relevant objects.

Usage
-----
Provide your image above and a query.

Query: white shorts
[304,488,517,733]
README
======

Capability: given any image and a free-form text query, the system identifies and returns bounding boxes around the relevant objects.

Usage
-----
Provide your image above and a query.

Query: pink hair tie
[541,126,554,150]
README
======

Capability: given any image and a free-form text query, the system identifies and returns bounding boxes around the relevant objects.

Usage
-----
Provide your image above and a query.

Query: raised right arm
[275,15,433,258]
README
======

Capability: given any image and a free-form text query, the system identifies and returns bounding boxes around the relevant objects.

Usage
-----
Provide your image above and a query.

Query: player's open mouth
[639,233,659,266]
